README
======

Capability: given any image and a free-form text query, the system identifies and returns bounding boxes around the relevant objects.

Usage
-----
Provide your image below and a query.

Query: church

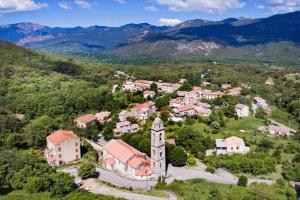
[102,117,166,180]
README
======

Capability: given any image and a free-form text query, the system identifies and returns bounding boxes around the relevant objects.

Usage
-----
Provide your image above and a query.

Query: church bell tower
[151,117,166,177]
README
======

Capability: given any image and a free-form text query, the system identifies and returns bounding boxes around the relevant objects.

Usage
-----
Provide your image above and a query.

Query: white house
[143,90,155,99]
[103,139,153,180]
[215,136,250,155]
[45,130,81,166]
[252,96,268,112]
[235,103,249,117]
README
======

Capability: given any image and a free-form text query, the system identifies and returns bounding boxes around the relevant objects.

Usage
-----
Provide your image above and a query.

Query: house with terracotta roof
[131,101,157,121]
[102,139,153,180]
[194,106,211,117]
[157,82,181,93]
[122,81,137,91]
[113,121,139,137]
[228,87,242,96]
[44,130,80,166]
[203,90,225,100]
[235,103,249,117]
[258,125,294,136]
[169,98,183,108]
[215,136,250,155]
[143,90,155,99]
[95,111,111,124]
[173,105,196,117]
[75,114,97,129]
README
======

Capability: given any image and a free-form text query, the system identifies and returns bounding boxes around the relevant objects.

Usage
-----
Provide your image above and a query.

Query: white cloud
[154,0,246,12]
[266,0,300,13]
[0,0,47,14]
[158,18,182,26]
[114,0,126,4]
[59,2,72,10]
[256,4,265,9]
[75,0,91,9]
[145,6,158,11]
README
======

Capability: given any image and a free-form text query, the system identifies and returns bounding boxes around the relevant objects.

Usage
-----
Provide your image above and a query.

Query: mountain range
[1,11,300,64]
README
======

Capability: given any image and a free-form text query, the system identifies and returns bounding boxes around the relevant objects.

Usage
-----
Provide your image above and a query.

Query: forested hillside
[0,41,300,199]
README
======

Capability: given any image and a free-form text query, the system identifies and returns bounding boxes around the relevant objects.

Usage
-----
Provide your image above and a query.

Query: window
[75,142,78,147]
[76,149,78,153]
[160,152,163,157]
[59,154,62,158]
[58,147,61,152]
[76,155,79,159]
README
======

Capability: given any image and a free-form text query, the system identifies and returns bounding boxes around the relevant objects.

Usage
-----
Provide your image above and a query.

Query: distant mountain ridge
[1,11,300,64]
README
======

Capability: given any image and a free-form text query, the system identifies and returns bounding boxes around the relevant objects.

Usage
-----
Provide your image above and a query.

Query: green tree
[210,121,221,134]
[78,163,96,179]
[24,115,57,147]
[179,82,192,91]
[50,173,74,196]
[24,176,50,193]
[150,83,158,92]
[237,175,248,187]
[168,146,187,167]
[138,139,151,156]
[255,107,268,120]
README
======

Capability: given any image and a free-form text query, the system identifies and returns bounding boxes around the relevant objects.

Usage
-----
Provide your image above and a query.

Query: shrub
[78,163,96,179]
[187,155,197,166]
[206,166,216,174]
[237,175,248,187]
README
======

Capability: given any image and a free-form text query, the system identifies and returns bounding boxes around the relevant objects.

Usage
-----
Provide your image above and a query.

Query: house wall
[47,138,80,166]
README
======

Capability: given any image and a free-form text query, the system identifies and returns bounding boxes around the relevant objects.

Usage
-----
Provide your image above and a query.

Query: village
[41,74,297,199]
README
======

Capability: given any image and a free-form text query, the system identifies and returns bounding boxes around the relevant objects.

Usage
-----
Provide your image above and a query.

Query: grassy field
[158,178,296,200]
[271,107,299,130]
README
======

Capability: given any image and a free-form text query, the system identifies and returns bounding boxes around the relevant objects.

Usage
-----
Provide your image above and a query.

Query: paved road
[166,165,274,186]
[83,179,172,200]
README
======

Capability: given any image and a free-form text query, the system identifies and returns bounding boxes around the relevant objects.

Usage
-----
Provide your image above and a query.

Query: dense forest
[0,41,300,199]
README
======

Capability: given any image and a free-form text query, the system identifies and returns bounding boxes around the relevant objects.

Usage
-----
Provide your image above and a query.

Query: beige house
[45,130,81,166]
[75,114,97,129]
[95,111,111,124]
[215,136,250,155]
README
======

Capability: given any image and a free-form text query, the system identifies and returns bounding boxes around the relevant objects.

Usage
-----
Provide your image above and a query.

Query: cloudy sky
[0,0,299,27]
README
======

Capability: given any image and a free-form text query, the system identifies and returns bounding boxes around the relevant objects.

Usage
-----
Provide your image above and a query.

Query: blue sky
[0,0,299,27]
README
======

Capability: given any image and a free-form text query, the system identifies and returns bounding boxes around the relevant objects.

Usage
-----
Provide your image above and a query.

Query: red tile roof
[178,105,194,112]
[235,103,248,110]
[103,140,145,164]
[76,114,96,124]
[128,156,145,168]
[47,130,79,145]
